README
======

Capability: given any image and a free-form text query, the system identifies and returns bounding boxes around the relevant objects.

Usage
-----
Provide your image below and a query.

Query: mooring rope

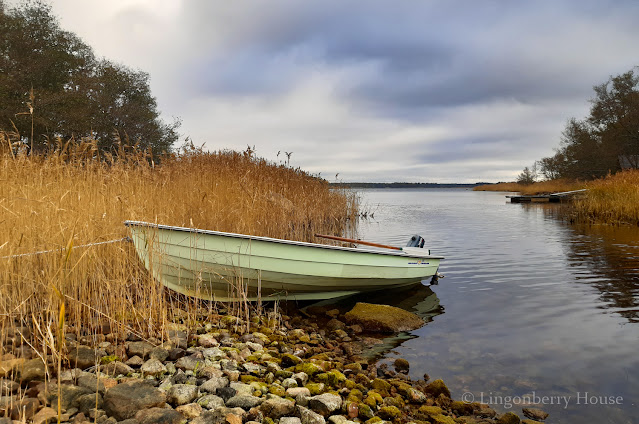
[0,236,132,260]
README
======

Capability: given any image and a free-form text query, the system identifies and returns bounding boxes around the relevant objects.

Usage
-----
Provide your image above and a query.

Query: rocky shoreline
[0,302,549,424]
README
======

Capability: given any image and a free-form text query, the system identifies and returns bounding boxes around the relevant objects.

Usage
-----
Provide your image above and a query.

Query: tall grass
[573,170,639,225]
[473,179,585,195]
[0,132,358,359]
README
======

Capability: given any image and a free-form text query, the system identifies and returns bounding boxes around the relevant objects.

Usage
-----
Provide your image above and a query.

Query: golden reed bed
[0,133,358,357]
[474,172,639,225]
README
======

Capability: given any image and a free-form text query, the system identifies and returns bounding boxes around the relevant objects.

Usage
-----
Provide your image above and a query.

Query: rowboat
[125,220,443,301]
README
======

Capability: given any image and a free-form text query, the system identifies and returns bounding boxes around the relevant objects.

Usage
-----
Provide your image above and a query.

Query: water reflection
[306,284,443,358]
[523,204,639,323]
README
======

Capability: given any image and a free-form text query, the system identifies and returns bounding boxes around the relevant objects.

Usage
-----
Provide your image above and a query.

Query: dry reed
[0,132,358,365]
[473,179,585,195]
[572,170,639,225]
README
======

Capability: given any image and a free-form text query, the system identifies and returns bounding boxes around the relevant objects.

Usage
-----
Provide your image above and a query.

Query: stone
[21,358,47,382]
[522,408,549,421]
[260,398,296,419]
[198,366,225,379]
[127,341,155,359]
[280,354,303,367]
[197,394,225,409]
[149,346,170,362]
[103,361,134,376]
[393,358,409,373]
[497,412,521,424]
[201,376,229,393]
[309,393,342,417]
[0,378,19,395]
[0,396,40,420]
[202,347,225,361]
[377,406,402,420]
[175,355,202,371]
[103,380,166,420]
[343,303,424,333]
[141,358,167,376]
[287,387,311,397]
[0,358,24,378]
[226,413,243,424]
[77,373,108,394]
[135,407,187,424]
[298,405,326,424]
[125,355,145,367]
[176,402,203,418]
[67,346,98,370]
[424,379,451,398]
[282,377,298,388]
[217,386,237,403]
[230,382,253,395]
[47,384,93,411]
[225,394,263,409]
[198,334,219,348]
[522,420,545,424]
[31,407,57,424]
[76,392,103,414]
[281,417,302,424]
[167,384,199,406]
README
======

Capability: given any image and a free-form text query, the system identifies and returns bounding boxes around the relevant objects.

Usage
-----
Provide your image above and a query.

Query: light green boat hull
[125,221,442,301]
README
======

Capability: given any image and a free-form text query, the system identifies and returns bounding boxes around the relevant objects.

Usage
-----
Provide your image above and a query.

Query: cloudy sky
[37,1,639,182]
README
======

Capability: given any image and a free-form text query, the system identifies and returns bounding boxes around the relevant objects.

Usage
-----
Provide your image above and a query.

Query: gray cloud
[45,0,639,182]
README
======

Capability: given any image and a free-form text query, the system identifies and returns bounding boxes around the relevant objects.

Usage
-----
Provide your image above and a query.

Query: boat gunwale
[124,220,444,259]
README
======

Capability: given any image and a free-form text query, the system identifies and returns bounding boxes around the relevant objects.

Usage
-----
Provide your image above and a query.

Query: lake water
[355,188,639,423]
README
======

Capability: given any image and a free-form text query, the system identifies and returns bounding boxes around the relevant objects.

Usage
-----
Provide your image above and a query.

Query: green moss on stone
[358,403,375,420]
[377,406,402,420]
[371,378,391,396]
[305,383,325,395]
[100,355,120,365]
[418,405,443,416]
[431,414,457,424]
[294,362,323,376]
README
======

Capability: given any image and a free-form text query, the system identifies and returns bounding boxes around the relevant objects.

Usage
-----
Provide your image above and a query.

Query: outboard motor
[406,234,425,248]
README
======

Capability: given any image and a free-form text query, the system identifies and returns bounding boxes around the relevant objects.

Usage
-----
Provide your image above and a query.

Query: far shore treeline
[518,67,639,184]
[0,1,179,155]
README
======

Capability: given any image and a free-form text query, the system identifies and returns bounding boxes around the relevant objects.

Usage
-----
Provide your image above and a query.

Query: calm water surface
[355,188,639,423]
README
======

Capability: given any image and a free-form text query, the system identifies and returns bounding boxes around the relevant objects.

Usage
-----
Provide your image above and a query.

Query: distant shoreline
[330,182,490,189]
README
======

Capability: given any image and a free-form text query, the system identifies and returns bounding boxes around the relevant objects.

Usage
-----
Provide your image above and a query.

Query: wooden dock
[507,189,588,203]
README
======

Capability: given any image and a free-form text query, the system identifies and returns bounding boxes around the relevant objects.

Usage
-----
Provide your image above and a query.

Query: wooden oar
[314,233,402,250]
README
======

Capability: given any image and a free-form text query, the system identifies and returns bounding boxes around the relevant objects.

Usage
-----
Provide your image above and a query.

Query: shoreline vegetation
[473,170,639,226]
[0,133,547,423]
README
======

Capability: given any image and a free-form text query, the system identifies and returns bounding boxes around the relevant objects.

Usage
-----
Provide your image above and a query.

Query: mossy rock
[358,403,375,420]
[100,355,121,365]
[263,418,276,424]
[418,405,444,416]
[431,414,457,424]
[345,379,357,390]
[365,417,383,424]
[378,406,402,420]
[385,395,405,408]
[424,379,451,398]
[294,362,323,376]
[305,382,325,395]
[327,370,347,386]
[347,388,364,402]
[344,302,424,333]
[240,375,260,383]
[497,412,521,424]
[280,354,303,367]
[366,391,384,406]
[275,370,294,379]
[345,362,363,373]
[371,378,392,396]
[450,400,474,416]
[268,384,286,397]
[521,420,544,424]
[311,353,331,361]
